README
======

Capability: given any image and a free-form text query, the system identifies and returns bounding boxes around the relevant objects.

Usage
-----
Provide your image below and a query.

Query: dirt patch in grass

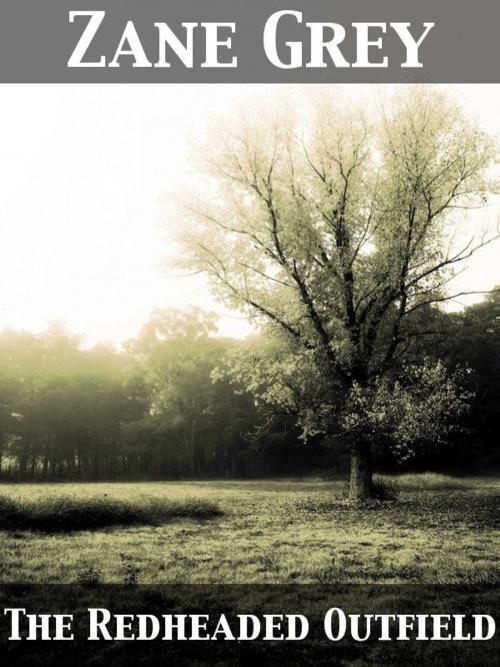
[0,495,223,533]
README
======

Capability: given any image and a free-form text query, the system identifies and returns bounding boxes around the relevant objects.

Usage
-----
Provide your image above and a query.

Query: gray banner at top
[0,0,498,83]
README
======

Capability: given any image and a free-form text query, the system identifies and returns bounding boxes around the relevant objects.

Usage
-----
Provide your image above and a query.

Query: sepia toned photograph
[0,83,498,663]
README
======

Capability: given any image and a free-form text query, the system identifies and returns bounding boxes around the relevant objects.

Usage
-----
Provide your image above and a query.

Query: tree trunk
[30,455,37,479]
[349,440,373,502]
[42,443,49,479]
[76,443,82,478]
[19,438,29,480]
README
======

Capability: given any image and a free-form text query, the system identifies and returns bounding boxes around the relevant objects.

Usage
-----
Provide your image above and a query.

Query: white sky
[0,84,499,346]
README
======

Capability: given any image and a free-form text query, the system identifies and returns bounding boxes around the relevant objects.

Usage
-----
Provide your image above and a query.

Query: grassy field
[0,474,498,585]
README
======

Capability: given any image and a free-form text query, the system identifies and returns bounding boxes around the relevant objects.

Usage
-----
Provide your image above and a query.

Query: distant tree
[0,326,149,480]
[132,308,257,477]
[0,315,264,482]
[177,88,498,500]
[435,288,500,469]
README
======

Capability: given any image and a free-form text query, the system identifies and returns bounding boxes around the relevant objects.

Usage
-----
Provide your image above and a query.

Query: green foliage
[0,289,499,482]
[432,288,500,467]
[0,323,151,480]
[176,87,497,482]
[342,360,472,459]
[0,494,222,532]
[126,307,260,478]
[223,338,472,458]
[0,309,265,481]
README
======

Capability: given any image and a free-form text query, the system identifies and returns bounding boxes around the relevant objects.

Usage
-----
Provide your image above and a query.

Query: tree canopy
[176,87,498,499]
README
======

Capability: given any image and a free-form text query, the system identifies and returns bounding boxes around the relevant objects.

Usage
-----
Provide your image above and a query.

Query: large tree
[176,87,498,500]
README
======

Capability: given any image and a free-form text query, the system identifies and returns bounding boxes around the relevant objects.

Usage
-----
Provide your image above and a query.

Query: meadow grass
[0,475,497,585]
[0,494,221,532]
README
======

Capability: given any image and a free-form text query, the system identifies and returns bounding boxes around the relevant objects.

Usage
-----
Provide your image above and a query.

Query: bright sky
[0,84,499,346]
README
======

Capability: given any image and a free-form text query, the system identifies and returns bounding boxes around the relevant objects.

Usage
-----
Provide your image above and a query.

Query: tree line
[0,292,498,482]
[0,308,301,481]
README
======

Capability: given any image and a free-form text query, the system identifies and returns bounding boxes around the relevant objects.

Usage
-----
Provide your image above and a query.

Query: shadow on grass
[0,495,223,533]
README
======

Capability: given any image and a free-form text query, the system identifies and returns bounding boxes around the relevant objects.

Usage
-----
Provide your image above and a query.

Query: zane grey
[108,21,152,68]
[263,10,436,69]
[68,11,106,67]
[351,23,388,68]
[306,22,350,68]
[263,10,303,69]
[391,22,435,67]
[67,12,237,69]
[154,22,197,68]
[201,23,238,68]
